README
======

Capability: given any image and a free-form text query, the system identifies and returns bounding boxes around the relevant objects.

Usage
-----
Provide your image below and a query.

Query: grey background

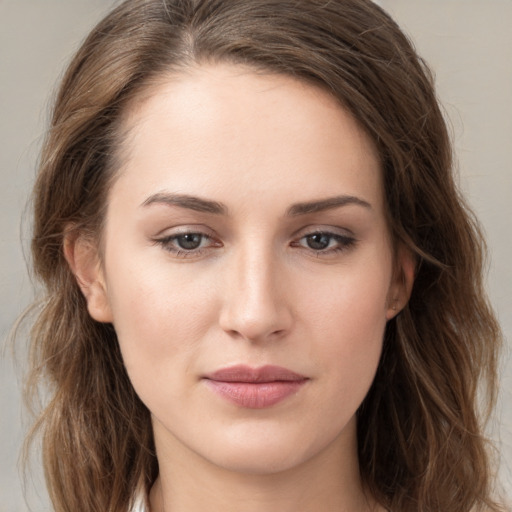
[1,0,510,510]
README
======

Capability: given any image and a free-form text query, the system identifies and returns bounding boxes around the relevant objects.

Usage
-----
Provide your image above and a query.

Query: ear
[63,232,113,323]
[386,245,416,320]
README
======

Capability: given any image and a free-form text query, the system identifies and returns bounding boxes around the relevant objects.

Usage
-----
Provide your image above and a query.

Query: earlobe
[63,233,113,323]
[386,246,416,320]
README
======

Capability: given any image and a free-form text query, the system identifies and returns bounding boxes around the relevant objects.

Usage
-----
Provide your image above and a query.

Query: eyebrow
[286,195,372,216]
[141,192,371,216]
[141,192,228,215]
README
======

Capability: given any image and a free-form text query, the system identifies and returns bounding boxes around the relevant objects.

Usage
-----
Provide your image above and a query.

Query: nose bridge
[219,239,291,341]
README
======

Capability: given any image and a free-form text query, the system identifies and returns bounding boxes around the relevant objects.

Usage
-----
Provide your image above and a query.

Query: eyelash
[154,232,218,259]
[291,231,357,255]
[154,230,356,258]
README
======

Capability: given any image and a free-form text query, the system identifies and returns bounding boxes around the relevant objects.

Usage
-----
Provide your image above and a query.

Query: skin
[67,63,414,512]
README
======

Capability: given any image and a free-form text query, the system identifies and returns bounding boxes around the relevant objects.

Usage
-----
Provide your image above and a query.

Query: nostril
[219,309,292,343]
[217,255,293,341]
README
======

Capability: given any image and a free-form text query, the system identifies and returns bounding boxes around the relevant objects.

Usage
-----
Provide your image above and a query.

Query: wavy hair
[24,1,504,511]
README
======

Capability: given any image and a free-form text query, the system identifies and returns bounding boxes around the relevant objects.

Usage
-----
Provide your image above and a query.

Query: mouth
[202,365,309,409]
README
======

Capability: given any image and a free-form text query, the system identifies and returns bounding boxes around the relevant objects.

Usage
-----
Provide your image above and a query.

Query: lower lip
[204,380,307,409]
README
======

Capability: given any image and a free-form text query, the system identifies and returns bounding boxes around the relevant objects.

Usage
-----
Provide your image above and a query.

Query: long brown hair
[24,1,504,511]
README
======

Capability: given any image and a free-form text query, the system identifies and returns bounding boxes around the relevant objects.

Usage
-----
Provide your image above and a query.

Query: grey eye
[176,233,204,250]
[305,233,332,250]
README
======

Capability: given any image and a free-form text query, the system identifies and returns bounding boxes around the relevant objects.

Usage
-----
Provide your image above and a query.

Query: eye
[304,233,335,250]
[293,231,356,255]
[154,230,220,258]
[174,233,205,250]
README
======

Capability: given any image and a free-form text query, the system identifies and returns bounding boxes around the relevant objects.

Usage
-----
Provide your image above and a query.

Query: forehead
[112,63,383,211]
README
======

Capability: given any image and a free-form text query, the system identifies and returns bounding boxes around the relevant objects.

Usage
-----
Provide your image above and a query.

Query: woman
[24,0,505,511]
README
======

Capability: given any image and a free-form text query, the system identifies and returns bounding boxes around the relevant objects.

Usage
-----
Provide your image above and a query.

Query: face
[73,63,412,475]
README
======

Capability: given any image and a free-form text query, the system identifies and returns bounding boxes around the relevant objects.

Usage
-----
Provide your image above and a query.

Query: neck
[149,418,380,512]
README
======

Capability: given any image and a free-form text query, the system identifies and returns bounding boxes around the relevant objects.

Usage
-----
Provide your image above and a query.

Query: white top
[131,492,147,512]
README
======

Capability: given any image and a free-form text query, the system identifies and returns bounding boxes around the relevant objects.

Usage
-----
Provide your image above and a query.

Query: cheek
[103,255,218,389]
[298,256,391,392]
[303,256,390,339]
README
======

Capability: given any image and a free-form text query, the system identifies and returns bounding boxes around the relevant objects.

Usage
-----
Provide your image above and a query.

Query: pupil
[178,233,202,250]
[307,234,330,250]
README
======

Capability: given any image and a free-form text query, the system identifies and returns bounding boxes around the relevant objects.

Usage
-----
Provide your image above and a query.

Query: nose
[218,244,293,342]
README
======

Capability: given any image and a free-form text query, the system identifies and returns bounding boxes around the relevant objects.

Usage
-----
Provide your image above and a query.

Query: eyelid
[153,223,216,238]
[291,224,356,239]
[151,224,357,258]
[290,226,358,256]
[152,226,222,259]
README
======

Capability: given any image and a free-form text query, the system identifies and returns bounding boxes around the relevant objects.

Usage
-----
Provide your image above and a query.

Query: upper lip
[204,365,308,383]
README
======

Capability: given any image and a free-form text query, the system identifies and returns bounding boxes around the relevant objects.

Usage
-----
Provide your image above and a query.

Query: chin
[193,419,351,476]
[208,443,313,475]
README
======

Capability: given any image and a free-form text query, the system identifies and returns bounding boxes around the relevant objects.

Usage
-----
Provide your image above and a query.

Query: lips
[203,365,308,409]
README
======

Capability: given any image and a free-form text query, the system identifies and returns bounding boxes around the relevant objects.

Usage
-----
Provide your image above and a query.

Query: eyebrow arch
[141,192,371,217]
[286,195,372,216]
[141,192,228,215]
